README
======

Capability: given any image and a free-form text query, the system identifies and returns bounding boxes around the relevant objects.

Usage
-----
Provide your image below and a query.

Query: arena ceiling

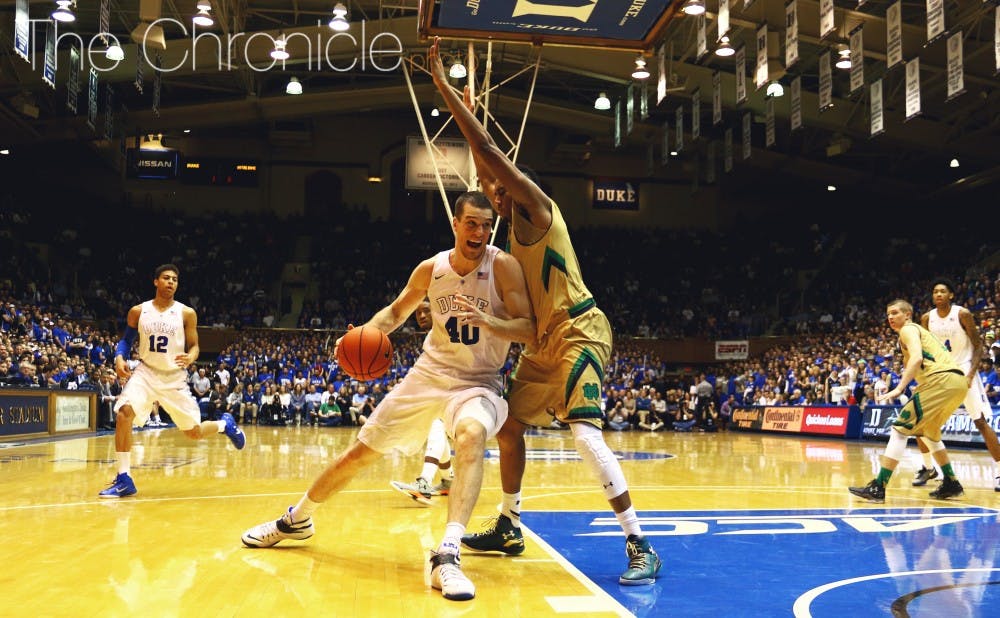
[0,0,997,199]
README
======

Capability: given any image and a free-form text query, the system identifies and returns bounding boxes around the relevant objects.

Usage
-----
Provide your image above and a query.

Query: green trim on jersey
[565,347,604,406]
[567,405,604,421]
[568,297,596,318]
[541,246,567,292]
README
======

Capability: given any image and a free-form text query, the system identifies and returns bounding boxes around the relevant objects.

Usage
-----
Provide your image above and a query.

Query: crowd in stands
[3,196,999,435]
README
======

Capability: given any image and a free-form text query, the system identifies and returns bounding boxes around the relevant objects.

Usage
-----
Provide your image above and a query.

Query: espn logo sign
[715,340,749,360]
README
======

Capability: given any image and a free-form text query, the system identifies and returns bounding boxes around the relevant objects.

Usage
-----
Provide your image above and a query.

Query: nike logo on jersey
[434,274,446,280]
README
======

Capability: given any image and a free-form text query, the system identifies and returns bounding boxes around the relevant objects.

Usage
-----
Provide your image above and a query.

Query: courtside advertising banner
[732,406,851,436]
[862,405,1000,444]
[0,393,49,436]
[715,341,749,360]
[436,0,673,41]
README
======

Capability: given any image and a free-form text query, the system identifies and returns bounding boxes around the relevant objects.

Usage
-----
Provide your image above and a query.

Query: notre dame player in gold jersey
[849,299,969,502]
[430,38,661,586]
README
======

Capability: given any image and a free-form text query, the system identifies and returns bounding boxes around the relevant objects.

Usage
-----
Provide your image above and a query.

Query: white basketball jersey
[138,300,189,374]
[927,304,972,369]
[417,245,512,385]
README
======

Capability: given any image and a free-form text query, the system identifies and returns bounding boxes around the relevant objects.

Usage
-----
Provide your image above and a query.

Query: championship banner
[67,47,80,114]
[675,105,684,152]
[886,1,902,69]
[87,67,99,130]
[849,24,864,95]
[613,99,622,148]
[719,0,731,41]
[735,46,747,105]
[765,98,775,147]
[14,0,29,62]
[741,113,751,160]
[657,43,667,104]
[755,24,769,91]
[404,136,471,191]
[43,21,56,89]
[785,0,799,69]
[692,89,701,141]
[104,85,114,141]
[870,78,884,137]
[640,80,649,120]
[592,179,639,210]
[706,141,716,184]
[661,121,669,165]
[626,84,635,136]
[819,50,833,111]
[946,31,964,101]
[791,75,802,130]
[820,0,835,40]
[724,128,733,172]
[712,71,722,125]
[905,58,921,120]
[926,0,946,44]
[697,14,707,59]
[715,340,749,360]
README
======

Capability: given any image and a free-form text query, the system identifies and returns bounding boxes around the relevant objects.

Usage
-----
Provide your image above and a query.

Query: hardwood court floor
[2,425,998,617]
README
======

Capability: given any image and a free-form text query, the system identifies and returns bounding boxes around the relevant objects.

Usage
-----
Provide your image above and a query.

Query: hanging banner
[765,98,775,147]
[849,25,864,95]
[43,22,56,89]
[820,0,835,40]
[819,50,833,111]
[870,79,884,137]
[742,113,752,160]
[692,89,701,141]
[675,105,684,152]
[926,0,945,44]
[67,46,80,114]
[755,25,769,91]
[712,71,722,125]
[135,52,145,94]
[724,128,733,172]
[14,0,29,62]
[104,85,115,141]
[905,58,921,120]
[152,54,162,118]
[87,67,99,131]
[99,0,111,45]
[626,84,635,136]
[886,1,903,69]
[791,75,802,130]
[697,14,708,60]
[706,141,716,184]
[640,81,649,120]
[996,5,999,75]
[719,0,731,41]
[736,46,747,105]
[661,121,669,166]
[657,43,667,105]
[785,1,799,69]
[946,30,964,101]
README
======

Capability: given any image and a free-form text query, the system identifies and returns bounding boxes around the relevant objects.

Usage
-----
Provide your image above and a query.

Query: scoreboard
[180,158,259,187]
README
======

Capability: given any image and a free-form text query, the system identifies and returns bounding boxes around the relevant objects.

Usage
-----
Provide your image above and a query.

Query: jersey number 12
[148,335,168,353]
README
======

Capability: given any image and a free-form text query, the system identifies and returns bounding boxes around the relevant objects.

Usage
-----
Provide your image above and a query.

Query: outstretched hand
[428,37,448,86]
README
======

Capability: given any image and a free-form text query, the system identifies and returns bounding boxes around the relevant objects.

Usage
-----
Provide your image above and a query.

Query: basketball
[337,326,393,381]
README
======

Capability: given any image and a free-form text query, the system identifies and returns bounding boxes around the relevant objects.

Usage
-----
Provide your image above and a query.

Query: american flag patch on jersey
[477,272,488,280]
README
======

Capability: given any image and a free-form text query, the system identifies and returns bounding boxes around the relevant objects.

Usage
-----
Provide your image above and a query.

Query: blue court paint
[523,507,1000,617]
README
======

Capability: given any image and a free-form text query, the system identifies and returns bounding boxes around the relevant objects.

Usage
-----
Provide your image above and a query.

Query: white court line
[520,524,635,617]
[792,568,1000,617]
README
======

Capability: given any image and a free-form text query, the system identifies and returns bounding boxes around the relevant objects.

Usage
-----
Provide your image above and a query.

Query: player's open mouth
[467,241,482,249]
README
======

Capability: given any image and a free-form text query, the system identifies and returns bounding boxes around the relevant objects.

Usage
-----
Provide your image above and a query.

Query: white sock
[419,462,438,483]
[291,494,320,522]
[437,522,465,555]
[501,492,522,528]
[116,451,131,475]
[216,420,227,433]
[615,506,642,537]
[921,451,934,469]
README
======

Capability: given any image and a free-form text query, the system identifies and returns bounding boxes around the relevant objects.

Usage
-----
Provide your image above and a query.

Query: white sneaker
[995,476,1000,493]
[242,506,314,548]
[429,551,475,601]
[389,477,434,506]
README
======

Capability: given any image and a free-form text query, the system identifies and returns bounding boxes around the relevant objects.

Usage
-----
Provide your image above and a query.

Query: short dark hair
[517,163,551,195]
[154,263,180,278]
[931,277,955,295]
[454,191,493,219]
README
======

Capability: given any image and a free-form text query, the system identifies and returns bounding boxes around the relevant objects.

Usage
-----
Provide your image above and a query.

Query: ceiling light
[949,158,959,168]
[271,36,290,61]
[106,43,125,61]
[835,48,851,70]
[631,56,650,80]
[766,81,784,98]
[715,36,735,57]
[193,2,214,27]
[329,3,350,31]
[681,0,706,16]
[827,185,837,192]
[594,92,611,110]
[670,151,679,156]
[367,175,383,184]
[183,129,191,133]
[286,76,302,95]
[430,107,440,117]
[51,1,76,23]
[0,149,9,155]
[449,53,467,79]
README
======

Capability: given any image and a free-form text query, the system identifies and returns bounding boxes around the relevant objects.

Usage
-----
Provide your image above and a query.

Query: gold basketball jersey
[901,323,962,382]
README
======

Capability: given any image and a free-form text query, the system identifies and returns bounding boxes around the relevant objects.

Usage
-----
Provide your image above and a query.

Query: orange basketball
[337,326,393,381]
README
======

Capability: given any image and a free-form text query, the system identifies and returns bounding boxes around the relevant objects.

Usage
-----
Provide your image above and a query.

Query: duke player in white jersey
[99,264,245,498]
[913,278,1000,491]
[241,192,535,602]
